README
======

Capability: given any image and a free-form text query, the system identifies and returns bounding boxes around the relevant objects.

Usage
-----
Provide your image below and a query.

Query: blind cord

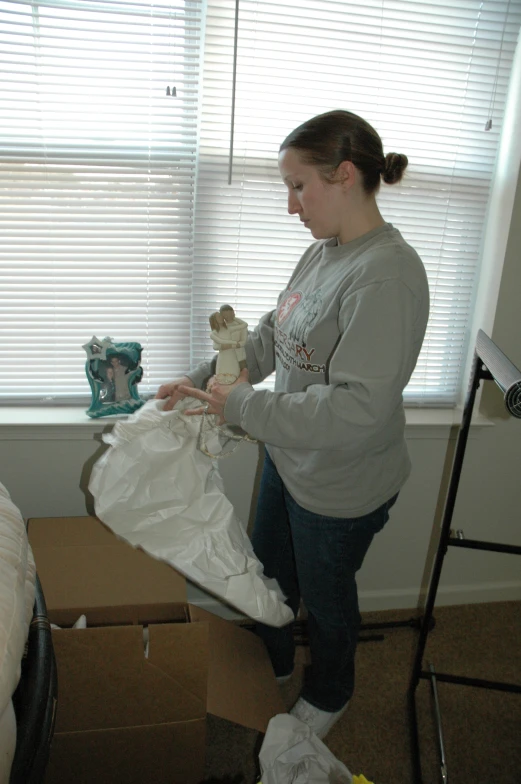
[485,0,513,130]
[228,0,240,184]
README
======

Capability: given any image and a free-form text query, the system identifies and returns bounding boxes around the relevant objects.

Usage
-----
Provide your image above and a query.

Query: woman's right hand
[155,376,195,411]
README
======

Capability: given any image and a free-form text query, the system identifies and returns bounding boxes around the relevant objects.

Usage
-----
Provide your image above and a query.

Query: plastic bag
[258,713,353,783]
[88,398,294,627]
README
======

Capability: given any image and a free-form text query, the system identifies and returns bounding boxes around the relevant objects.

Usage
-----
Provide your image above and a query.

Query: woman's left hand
[179,368,250,424]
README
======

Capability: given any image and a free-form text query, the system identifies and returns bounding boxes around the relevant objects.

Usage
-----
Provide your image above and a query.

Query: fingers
[155,382,179,400]
[178,385,212,404]
[156,376,195,401]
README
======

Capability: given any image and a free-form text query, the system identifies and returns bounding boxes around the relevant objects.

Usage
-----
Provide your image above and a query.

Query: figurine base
[214,373,238,386]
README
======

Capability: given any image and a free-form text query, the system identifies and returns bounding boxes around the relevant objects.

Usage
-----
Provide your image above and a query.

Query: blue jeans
[252,450,398,712]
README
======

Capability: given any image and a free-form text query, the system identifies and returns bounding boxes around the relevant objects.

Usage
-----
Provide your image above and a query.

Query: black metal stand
[408,330,521,783]
[239,615,425,645]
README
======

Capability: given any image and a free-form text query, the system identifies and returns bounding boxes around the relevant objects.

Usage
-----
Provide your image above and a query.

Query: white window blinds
[193,0,521,404]
[1,0,520,405]
[0,0,202,401]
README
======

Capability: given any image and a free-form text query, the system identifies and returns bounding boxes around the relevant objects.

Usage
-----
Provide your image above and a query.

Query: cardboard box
[28,516,286,784]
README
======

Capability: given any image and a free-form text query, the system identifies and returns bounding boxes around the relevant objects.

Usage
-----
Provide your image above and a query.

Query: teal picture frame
[83,336,146,419]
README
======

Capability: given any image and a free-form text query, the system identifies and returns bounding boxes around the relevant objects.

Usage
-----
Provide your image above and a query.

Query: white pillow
[0,700,17,784]
[0,481,36,722]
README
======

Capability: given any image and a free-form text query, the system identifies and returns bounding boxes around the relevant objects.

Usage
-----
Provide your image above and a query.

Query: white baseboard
[187,581,521,620]
[429,579,521,607]
[357,580,521,613]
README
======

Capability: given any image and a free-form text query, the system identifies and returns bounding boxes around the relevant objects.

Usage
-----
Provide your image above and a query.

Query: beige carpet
[203,601,521,784]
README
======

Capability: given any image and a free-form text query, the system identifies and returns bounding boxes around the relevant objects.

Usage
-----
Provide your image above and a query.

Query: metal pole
[408,351,484,782]
[429,663,448,784]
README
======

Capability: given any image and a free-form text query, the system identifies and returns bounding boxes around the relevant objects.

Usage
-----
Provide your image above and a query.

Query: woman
[110,354,131,401]
[99,364,116,403]
[156,110,430,739]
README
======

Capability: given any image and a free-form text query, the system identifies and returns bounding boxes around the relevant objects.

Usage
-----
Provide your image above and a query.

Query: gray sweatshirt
[189,223,429,517]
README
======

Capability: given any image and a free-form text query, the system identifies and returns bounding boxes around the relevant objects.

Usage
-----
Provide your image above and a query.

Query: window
[193,0,521,404]
[1,0,520,404]
[0,0,202,400]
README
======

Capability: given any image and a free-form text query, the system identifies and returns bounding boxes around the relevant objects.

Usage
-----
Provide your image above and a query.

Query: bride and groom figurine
[209,305,248,385]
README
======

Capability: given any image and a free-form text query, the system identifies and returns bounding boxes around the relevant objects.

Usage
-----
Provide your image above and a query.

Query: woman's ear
[336,160,356,189]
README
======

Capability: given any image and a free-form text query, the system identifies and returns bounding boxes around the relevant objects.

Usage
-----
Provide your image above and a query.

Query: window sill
[0,406,123,440]
[0,405,493,441]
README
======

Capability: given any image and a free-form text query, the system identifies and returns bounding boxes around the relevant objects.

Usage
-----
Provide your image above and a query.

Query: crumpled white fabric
[258,714,353,784]
[0,481,36,784]
[88,397,294,628]
[0,482,36,716]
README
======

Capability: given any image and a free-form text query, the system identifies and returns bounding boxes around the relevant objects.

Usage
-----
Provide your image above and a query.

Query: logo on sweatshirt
[277,291,302,325]
[287,289,322,347]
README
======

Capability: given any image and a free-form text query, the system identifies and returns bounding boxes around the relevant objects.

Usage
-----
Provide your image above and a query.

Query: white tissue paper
[88,397,294,628]
[258,714,353,784]
[50,614,87,631]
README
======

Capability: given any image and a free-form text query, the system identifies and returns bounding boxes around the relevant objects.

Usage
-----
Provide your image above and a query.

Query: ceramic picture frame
[83,336,146,418]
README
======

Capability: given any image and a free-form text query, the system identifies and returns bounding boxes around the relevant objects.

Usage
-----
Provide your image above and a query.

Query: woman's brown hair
[279,110,408,194]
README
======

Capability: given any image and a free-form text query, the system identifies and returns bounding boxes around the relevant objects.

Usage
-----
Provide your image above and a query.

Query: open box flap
[147,623,209,704]
[28,516,122,547]
[188,605,285,733]
[52,625,208,733]
[28,516,187,614]
[48,603,189,628]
